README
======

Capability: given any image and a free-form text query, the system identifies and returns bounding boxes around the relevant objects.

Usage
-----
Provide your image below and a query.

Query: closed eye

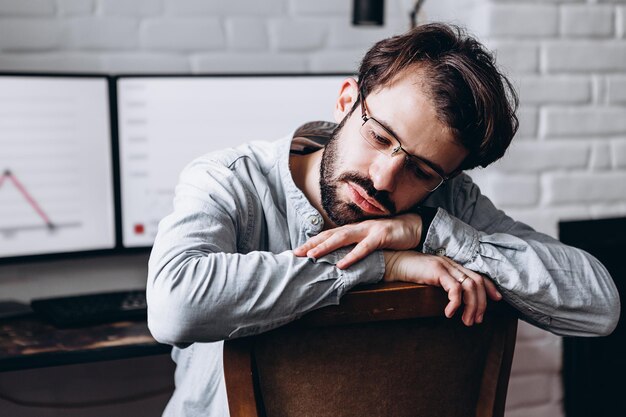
[407,159,434,180]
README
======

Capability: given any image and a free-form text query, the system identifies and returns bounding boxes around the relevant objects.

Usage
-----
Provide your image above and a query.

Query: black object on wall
[352,0,384,26]
[559,216,626,417]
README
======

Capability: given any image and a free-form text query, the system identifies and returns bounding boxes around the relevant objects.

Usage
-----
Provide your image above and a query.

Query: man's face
[320,71,468,226]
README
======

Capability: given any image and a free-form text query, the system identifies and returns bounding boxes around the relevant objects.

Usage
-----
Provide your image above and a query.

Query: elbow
[147,301,191,346]
[597,293,621,337]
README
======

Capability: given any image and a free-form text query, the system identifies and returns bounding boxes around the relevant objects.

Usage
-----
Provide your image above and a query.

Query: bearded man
[147,23,619,417]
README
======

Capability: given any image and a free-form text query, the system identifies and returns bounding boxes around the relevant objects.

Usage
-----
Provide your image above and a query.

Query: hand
[293,213,422,269]
[384,250,502,326]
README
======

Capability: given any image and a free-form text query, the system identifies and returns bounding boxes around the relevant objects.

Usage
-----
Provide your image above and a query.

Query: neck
[289,149,335,229]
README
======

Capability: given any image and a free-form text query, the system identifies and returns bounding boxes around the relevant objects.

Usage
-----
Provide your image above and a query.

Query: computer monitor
[116,74,348,248]
[0,74,116,260]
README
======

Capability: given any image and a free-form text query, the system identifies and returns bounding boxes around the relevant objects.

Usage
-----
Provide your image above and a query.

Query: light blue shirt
[147,122,619,416]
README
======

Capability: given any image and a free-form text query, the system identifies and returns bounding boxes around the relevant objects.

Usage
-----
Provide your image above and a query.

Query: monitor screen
[117,75,348,248]
[0,75,116,260]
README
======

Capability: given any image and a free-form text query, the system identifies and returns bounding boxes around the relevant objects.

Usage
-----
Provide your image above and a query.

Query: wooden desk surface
[0,316,169,372]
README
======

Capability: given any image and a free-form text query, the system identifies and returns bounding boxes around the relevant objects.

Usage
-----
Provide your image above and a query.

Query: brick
[328,17,406,49]
[490,41,539,74]
[0,52,105,72]
[65,17,138,50]
[607,76,626,104]
[479,174,540,207]
[269,18,328,51]
[290,0,349,15]
[503,206,590,238]
[0,18,63,51]
[225,17,268,51]
[545,172,626,204]
[542,107,626,137]
[141,18,224,51]
[518,76,591,104]
[98,0,162,16]
[516,107,538,139]
[613,139,626,168]
[309,49,364,73]
[590,202,626,219]
[561,5,614,37]
[164,0,285,16]
[510,336,562,376]
[544,41,626,72]
[0,0,54,15]
[505,403,563,417]
[57,0,94,15]
[506,374,553,408]
[163,0,219,15]
[191,52,307,73]
[493,141,589,172]
[103,53,190,73]
[590,142,612,170]
[482,4,558,38]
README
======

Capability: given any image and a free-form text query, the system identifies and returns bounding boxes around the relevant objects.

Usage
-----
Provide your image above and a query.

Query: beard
[319,119,396,226]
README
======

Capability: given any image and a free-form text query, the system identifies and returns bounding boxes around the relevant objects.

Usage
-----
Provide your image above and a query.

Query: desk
[0,316,169,372]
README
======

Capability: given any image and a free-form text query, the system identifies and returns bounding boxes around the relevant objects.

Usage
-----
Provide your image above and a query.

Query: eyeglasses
[358,89,454,192]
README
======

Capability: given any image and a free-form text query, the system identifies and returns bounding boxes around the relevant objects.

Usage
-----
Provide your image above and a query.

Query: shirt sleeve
[421,175,620,337]
[146,157,384,347]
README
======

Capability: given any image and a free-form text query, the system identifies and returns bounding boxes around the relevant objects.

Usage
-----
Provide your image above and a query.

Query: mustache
[337,171,396,214]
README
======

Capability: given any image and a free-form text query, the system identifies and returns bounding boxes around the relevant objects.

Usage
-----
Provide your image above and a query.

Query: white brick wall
[2,1,625,417]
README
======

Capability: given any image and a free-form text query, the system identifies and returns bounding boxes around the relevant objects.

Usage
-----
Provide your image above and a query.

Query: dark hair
[357,23,519,170]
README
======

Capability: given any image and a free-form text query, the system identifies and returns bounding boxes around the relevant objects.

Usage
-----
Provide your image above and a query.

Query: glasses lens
[406,157,443,191]
[360,119,396,152]
[360,118,444,192]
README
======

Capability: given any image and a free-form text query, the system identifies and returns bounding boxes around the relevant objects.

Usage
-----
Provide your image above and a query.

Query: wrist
[382,250,401,281]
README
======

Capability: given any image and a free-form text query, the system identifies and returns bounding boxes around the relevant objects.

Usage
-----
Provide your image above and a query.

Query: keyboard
[30,290,147,328]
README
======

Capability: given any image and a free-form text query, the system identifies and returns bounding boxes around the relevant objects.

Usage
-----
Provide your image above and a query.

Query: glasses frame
[358,88,456,192]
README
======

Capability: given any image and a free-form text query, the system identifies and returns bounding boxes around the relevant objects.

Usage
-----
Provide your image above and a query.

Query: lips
[346,182,387,215]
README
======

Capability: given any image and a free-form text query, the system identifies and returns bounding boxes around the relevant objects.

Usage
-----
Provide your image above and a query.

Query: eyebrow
[372,115,447,177]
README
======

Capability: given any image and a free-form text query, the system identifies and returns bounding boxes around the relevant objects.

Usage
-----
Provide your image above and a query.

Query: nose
[370,152,404,193]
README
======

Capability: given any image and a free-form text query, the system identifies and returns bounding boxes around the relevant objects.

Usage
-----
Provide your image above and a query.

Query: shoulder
[180,138,284,186]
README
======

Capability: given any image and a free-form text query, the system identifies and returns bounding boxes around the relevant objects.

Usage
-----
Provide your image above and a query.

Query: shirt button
[309,216,320,226]
[435,248,446,256]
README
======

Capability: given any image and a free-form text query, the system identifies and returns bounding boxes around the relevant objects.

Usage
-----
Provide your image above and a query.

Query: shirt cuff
[422,208,481,264]
[415,206,438,252]
[315,247,385,289]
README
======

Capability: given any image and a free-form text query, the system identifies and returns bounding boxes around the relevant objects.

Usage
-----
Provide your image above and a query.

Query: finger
[484,278,502,301]
[306,228,365,259]
[443,264,477,326]
[293,232,331,256]
[440,258,486,324]
[459,267,487,324]
[438,273,463,319]
[336,237,377,269]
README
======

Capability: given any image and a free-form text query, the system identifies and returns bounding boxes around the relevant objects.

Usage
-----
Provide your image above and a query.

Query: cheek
[393,185,430,211]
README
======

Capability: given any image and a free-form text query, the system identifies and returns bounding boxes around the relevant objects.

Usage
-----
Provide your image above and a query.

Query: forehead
[364,70,468,172]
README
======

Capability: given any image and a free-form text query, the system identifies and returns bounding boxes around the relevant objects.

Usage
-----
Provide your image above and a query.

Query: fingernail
[496,290,502,299]
[477,314,483,323]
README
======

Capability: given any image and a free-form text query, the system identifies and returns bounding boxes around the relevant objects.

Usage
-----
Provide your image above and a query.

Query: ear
[333,77,359,124]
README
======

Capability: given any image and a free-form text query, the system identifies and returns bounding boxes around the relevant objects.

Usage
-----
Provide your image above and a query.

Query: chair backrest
[224,282,518,417]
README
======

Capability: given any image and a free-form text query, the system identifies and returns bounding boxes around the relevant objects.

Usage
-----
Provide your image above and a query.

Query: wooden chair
[224,282,518,417]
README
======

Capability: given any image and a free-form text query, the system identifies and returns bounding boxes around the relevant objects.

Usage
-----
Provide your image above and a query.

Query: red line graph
[0,169,54,229]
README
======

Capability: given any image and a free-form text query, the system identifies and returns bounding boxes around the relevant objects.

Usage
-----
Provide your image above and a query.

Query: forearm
[147,243,384,346]
[422,208,620,336]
